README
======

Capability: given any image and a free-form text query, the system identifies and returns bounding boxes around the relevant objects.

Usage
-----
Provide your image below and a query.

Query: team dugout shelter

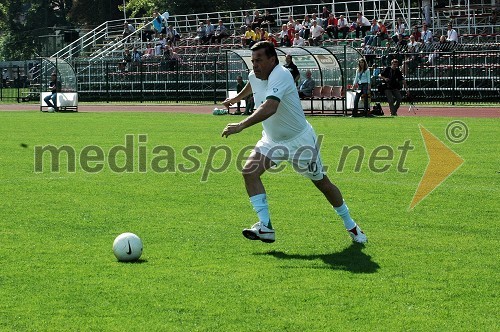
[226,46,363,115]
[39,57,79,112]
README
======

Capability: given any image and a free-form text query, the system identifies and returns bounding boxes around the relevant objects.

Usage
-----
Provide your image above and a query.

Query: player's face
[251,48,276,80]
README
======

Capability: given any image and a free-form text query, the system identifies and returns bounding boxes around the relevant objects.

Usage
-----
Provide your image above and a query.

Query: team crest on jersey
[273,88,278,93]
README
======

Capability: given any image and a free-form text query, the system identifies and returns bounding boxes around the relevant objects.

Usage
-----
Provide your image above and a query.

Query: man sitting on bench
[44,72,62,112]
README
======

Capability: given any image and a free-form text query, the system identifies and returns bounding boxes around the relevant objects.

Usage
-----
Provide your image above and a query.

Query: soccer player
[221,41,367,244]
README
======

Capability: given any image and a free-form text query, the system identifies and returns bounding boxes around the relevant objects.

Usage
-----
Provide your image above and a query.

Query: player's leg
[44,94,54,108]
[241,150,276,242]
[312,176,367,244]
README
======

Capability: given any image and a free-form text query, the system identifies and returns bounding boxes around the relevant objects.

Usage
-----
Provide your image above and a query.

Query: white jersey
[248,65,308,142]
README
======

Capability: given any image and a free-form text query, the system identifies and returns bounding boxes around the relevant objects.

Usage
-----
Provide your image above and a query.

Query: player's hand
[222,98,235,109]
[222,122,243,138]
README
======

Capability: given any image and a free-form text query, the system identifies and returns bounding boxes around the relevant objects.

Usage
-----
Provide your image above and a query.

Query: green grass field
[0,111,498,331]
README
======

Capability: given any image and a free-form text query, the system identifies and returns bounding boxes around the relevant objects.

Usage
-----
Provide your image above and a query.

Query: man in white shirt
[221,41,367,244]
[337,15,349,39]
[308,20,324,46]
[446,23,458,44]
[421,23,433,45]
[356,12,371,38]
[292,32,304,47]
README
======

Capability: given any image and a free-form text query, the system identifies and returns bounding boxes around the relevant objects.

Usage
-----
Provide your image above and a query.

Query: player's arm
[221,98,278,138]
[222,82,252,108]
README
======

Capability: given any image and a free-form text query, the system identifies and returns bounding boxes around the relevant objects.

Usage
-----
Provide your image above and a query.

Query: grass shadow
[257,243,380,273]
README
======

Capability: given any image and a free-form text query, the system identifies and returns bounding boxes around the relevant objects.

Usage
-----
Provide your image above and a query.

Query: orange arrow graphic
[410,125,464,210]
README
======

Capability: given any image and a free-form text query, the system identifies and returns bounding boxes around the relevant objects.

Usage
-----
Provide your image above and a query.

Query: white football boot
[242,221,275,243]
[347,224,367,244]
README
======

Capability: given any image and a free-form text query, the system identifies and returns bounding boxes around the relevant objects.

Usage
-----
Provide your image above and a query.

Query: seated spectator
[311,13,323,31]
[262,10,275,32]
[426,35,449,65]
[122,21,135,42]
[131,47,142,63]
[243,25,257,48]
[142,43,155,59]
[257,27,269,41]
[251,10,263,30]
[194,22,207,45]
[287,22,296,41]
[364,19,380,45]
[278,24,288,45]
[421,23,433,46]
[242,11,253,33]
[356,13,371,38]
[326,13,338,39]
[298,70,315,98]
[446,23,458,44]
[411,25,421,42]
[123,48,132,63]
[292,32,305,47]
[392,17,407,43]
[337,15,350,39]
[320,6,331,29]
[205,20,215,44]
[141,19,154,42]
[373,20,389,46]
[267,33,278,46]
[213,20,230,44]
[402,35,422,75]
[301,15,312,39]
[294,18,303,37]
[309,20,325,46]
[281,34,292,47]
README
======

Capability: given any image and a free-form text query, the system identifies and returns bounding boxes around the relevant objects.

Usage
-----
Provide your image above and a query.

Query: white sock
[333,202,356,230]
[249,193,271,228]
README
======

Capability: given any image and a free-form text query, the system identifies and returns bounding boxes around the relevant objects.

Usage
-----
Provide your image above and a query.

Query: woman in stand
[352,59,371,117]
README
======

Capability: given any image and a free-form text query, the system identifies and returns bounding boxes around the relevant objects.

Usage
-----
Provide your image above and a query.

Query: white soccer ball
[48,107,55,113]
[113,232,143,262]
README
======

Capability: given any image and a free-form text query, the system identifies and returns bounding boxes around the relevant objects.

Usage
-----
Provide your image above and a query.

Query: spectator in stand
[242,11,253,33]
[294,17,303,37]
[292,32,305,47]
[287,16,295,28]
[326,13,338,39]
[262,10,276,33]
[411,25,421,42]
[364,19,380,45]
[205,20,215,44]
[213,20,230,44]
[392,17,407,43]
[402,35,422,75]
[421,23,433,45]
[380,41,395,67]
[251,10,263,30]
[287,22,296,41]
[373,19,388,46]
[394,33,407,63]
[255,27,269,42]
[422,0,432,27]
[426,35,448,65]
[243,25,257,48]
[132,47,142,63]
[141,19,154,42]
[195,22,207,45]
[337,15,350,39]
[278,24,288,45]
[284,54,300,85]
[301,15,312,40]
[309,20,325,46]
[321,6,331,29]
[298,70,316,98]
[166,25,181,45]
[446,23,458,44]
[122,21,135,43]
[311,13,323,31]
[356,13,371,38]
[267,33,278,47]
[352,59,371,117]
[142,43,155,59]
[379,59,408,116]
[281,34,292,47]
[123,48,132,63]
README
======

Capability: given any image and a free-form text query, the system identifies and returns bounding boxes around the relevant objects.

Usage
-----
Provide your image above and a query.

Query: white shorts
[254,124,325,180]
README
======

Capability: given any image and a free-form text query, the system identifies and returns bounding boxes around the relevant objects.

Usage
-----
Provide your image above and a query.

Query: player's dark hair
[251,41,279,65]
